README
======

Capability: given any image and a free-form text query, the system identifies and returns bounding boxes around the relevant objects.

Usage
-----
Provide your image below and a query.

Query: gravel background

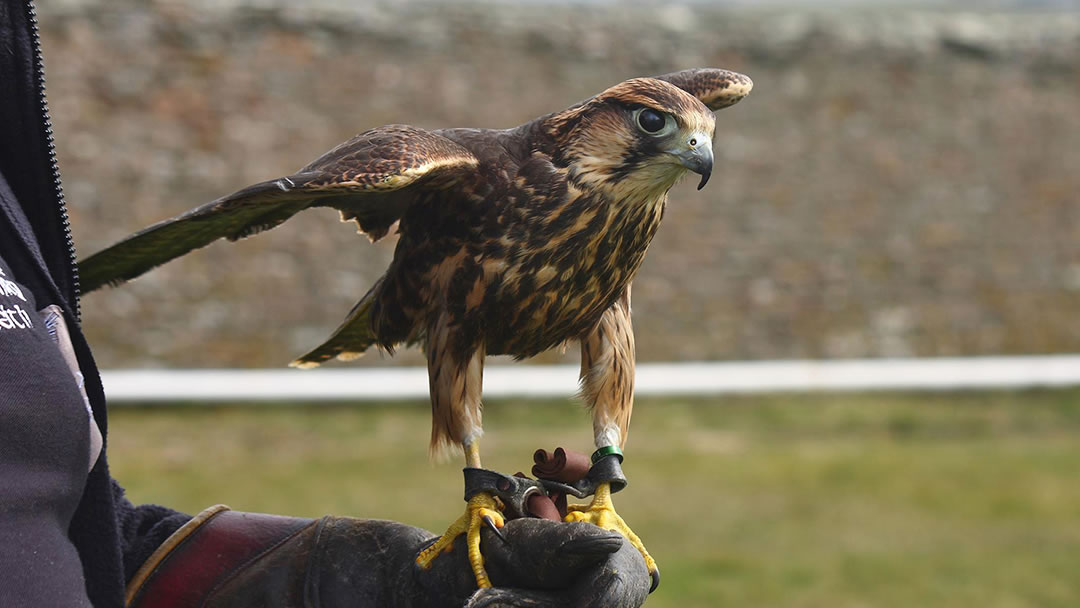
[37,2,1080,368]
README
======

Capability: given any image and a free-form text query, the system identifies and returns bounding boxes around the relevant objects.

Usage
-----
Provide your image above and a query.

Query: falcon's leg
[414,323,504,588]
[566,290,660,590]
[414,439,504,588]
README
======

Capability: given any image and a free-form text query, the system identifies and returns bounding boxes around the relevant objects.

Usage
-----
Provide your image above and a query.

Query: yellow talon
[565,482,659,584]
[416,491,505,588]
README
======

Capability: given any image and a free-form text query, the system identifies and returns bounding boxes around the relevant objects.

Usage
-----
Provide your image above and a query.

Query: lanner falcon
[79,67,752,591]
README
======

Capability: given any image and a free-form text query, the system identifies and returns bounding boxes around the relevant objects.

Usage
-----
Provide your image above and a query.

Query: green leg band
[591,445,624,464]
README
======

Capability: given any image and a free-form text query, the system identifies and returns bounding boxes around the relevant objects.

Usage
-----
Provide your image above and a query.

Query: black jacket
[0,2,189,605]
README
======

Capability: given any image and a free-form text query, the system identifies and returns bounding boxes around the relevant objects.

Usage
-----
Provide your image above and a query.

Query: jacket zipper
[26,0,81,321]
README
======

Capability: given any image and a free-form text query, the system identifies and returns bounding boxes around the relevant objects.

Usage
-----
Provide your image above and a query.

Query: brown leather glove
[126,505,650,608]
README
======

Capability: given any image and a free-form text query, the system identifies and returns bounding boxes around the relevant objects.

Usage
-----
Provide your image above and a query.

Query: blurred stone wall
[38,2,1080,368]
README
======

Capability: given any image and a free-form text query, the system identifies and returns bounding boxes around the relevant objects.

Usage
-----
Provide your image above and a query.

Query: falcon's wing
[78,125,479,292]
[653,68,753,111]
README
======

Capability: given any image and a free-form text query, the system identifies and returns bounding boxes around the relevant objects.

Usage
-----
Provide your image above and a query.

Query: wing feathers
[78,126,478,293]
[653,68,753,111]
[78,181,312,292]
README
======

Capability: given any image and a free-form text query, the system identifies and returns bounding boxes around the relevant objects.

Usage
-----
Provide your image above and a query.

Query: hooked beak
[674,135,714,190]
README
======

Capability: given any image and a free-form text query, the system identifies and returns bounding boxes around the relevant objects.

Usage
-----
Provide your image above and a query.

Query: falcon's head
[547,76,739,202]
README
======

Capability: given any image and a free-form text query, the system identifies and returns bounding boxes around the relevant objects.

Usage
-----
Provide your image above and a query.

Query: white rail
[100,355,1080,403]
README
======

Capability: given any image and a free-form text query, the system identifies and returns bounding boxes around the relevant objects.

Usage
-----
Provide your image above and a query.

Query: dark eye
[637,109,666,133]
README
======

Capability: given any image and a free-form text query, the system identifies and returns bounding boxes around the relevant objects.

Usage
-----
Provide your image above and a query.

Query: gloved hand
[125,505,650,608]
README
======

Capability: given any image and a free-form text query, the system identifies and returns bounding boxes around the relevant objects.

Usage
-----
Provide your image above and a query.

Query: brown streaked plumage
[79,68,753,588]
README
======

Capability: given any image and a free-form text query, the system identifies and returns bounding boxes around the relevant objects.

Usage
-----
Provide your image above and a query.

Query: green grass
[108,390,1080,607]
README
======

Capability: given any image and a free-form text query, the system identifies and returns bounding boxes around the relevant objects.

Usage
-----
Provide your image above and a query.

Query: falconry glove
[125,505,650,608]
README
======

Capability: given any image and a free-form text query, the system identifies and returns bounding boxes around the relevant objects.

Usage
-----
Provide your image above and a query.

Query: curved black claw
[649,568,661,593]
[482,515,509,545]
